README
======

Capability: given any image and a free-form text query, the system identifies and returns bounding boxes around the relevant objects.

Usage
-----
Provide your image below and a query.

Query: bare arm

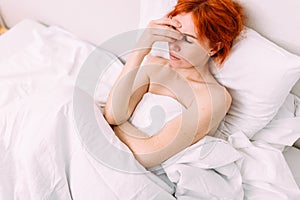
[113,100,209,168]
[104,17,183,125]
[104,51,149,125]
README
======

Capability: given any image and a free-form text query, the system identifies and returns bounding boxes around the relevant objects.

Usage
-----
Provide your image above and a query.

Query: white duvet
[0,25,300,200]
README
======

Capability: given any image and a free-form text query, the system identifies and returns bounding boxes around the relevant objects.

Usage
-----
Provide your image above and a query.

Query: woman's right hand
[136,17,183,56]
[105,18,182,125]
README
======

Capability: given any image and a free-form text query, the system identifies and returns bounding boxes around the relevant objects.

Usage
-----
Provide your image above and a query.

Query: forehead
[172,13,196,37]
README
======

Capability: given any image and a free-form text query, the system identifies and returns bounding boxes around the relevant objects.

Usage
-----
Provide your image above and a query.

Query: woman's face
[168,13,210,69]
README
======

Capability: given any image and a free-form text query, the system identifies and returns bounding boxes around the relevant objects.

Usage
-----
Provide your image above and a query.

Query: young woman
[104,0,244,168]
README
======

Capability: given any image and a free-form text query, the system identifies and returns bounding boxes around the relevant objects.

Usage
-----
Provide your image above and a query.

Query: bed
[0,0,300,199]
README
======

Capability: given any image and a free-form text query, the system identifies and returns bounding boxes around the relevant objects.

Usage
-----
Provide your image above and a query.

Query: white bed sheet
[0,19,46,61]
[0,19,175,200]
[0,19,299,199]
[284,147,300,188]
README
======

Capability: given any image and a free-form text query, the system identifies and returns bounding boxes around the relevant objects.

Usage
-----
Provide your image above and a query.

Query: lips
[169,53,180,60]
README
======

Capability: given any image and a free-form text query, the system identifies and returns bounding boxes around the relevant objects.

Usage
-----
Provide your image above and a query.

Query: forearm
[104,17,182,125]
[113,113,198,168]
[104,51,148,125]
[113,121,173,168]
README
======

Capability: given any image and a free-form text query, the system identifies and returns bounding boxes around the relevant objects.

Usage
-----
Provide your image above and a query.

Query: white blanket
[131,92,300,199]
[1,25,300,200]
[0,26,175,199]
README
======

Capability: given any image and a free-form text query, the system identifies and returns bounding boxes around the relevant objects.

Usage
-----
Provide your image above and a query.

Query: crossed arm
[104,65,210,168]
[103,17,213,168]
[104,17,182,125]
[113,99,206,168]
[103,52,207,168]
[104,51,149,125]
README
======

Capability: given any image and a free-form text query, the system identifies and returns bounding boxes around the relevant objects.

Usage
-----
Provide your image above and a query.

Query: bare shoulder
[211,84,232,113]
[214,85,232,113]
[224,87,232,112]
[194,80,232,118]
[192,83,232,139]
[142,55,172,80]
[136,55,168,79]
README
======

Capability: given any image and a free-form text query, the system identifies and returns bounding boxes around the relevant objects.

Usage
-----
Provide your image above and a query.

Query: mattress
[0,18,299,193]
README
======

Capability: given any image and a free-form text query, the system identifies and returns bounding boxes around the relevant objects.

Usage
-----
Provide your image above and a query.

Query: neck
[170,62,210,83]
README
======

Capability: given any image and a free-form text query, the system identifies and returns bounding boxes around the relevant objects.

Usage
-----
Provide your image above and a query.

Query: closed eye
[182,35,193,44]
[168,25,194,44]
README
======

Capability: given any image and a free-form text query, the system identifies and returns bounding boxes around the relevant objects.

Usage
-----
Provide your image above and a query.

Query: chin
[168,59,181,68]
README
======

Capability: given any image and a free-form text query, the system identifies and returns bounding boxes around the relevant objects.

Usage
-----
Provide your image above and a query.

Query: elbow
[133,145,167,168]
[103,113,118,125]
[103,106,129,125]
[134,154,161,168]
[103,105,118,125]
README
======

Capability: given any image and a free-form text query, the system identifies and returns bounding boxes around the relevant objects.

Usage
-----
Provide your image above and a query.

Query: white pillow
[138,0,300,97]
[235,0,300,98]
[236,0,300,57]
[209,27,300,138]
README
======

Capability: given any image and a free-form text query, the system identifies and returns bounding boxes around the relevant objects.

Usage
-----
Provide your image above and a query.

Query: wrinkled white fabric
[130,92,244,199]
[0,26,175,200]
[1,22,300,200]
[229,132,300,200]
[252,93,300,150]
[129,92,184,136]
[129,90,300,199]
[161,137,244,199]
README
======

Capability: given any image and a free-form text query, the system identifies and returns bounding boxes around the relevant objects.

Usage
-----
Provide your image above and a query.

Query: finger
[151,27,183,40]
[153,17,181,28]
[152,34,177,43]
[169,18,182,28]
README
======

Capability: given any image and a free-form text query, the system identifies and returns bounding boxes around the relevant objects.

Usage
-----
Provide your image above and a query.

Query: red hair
[168,0,244,64]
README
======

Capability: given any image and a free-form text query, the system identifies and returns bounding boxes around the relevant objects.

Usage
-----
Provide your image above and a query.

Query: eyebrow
[169,25,197,39]
[182,33,197,39]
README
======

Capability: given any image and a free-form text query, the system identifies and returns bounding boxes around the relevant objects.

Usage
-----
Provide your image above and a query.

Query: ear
[209,42,224,56]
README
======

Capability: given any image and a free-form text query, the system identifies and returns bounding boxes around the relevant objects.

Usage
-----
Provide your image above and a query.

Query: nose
[169,41,181,52]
